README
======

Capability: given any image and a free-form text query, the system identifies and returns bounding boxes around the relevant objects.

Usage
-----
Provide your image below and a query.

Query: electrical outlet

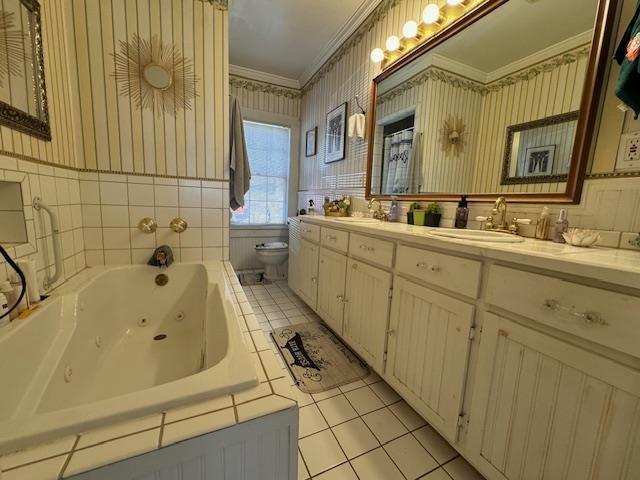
[615,131,640,171]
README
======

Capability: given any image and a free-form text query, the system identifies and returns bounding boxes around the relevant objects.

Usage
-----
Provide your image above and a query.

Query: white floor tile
[384,433,438,479]
[270,377,314,407]
[351,447,404,480]
[299,404,329,438]
[298,430,347,477]
[317,395,358,426]
[313,462,359,480]
[344,386,385,415]
[338,379,367,393]
[414,425,458,464]
[420,467,453,480]
[389,401,427,431]
[370,381,402,405]
[443,456,485,480]
[363,408,409,444]
[312,387,342,402]
[331,418,380,459]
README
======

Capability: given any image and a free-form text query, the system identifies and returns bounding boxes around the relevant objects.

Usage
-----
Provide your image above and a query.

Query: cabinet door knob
[386,329,395,336]
[337,295,348,303]
[311,277,317,283]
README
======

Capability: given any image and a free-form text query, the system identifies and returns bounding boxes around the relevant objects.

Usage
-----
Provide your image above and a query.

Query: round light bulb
[370,48,385,63]
[385,35,401,52]
[446,0,464,5]
[402,20,419,39]
[422,4,441,24]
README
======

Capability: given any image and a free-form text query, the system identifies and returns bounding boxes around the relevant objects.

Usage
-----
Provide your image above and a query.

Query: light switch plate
[615,131,640,172]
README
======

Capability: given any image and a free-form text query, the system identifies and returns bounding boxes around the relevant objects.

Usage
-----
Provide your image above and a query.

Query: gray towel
[229,96,251,210]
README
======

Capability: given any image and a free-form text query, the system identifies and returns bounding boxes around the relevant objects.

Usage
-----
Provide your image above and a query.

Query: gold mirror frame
[365,0,620,204]
[0,0,50,141]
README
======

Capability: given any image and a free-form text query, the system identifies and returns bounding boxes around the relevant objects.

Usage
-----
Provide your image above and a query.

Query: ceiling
[229,0,372,82]
[434,0,598,73]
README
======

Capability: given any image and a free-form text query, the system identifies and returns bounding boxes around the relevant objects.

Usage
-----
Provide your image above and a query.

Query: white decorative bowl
[562,228,601,247]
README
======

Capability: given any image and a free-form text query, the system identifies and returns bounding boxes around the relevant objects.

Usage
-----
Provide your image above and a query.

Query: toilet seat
[255,242,288,252]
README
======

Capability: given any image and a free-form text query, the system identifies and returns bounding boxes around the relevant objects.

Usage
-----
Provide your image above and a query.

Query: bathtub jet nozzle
[148,245,174,269]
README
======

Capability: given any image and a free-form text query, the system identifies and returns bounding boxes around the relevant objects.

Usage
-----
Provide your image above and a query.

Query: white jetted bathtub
[0,262,258,454]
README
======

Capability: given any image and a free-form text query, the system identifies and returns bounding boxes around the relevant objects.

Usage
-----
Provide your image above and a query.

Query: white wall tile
[154,185,179,206]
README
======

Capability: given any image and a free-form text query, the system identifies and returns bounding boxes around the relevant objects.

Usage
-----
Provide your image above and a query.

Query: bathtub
[0,262,258,455]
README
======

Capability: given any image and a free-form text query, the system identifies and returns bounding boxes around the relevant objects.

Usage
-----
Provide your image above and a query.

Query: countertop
[0,262,298,479]
[296,216,640,290]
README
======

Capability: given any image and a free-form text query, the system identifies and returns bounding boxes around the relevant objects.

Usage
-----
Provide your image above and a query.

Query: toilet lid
[255,242,288,250]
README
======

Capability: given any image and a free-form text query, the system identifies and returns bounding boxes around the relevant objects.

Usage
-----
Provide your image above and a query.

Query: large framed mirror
[0,0,50,141]
[366,0,619,203]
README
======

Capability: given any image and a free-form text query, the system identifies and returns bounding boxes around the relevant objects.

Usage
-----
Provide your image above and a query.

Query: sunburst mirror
[113,34,198,116]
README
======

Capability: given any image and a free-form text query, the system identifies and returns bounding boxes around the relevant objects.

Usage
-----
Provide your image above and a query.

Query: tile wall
[80,171,229,266]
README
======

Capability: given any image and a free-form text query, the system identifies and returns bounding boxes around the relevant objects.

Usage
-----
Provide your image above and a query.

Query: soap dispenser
[552,209,569,243]
[454,195,469,228]
[388,196,400,222]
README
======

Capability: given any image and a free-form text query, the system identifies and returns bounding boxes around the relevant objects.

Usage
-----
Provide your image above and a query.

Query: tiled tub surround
[0,156,85,291]
[0,262,299,480]
[79,172,230,266]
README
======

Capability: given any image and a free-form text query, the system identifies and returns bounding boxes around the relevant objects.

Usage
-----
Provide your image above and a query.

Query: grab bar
[33,197,63,290]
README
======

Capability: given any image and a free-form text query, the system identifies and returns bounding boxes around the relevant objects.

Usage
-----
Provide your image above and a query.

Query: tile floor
[243,279,486,480]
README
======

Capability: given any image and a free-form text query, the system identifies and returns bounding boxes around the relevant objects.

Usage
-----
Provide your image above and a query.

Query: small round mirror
[143,64,173,90]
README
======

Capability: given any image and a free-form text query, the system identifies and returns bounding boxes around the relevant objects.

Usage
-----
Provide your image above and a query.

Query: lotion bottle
[454,196,469,228]
[553,209,569,243]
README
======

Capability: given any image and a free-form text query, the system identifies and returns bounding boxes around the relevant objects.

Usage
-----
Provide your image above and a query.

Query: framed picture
[305,127,317,157]
[325,103,347,163]
[524,145,555,177]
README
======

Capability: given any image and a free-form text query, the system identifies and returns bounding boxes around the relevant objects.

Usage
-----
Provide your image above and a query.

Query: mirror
[367,0,616,202]
[0,180,27,245]
[0,0,50,141]
[143,64,173,90]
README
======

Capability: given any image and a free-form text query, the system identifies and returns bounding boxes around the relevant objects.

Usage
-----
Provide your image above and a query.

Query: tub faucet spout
[148,245,174,268]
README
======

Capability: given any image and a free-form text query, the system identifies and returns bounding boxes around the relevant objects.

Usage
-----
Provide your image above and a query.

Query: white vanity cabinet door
[469,313,640,480]
[343,259,392,373]
[317,248,347,334]
[297,239,319,310]
[385,277,474,442]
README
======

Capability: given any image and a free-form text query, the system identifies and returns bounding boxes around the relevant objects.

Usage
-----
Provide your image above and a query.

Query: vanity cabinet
[343,258,392,372]
[317,247,347,334]
[386,277,475,442]
[296,239,319,310]
[288,218,300,289]
[469,313,640,480]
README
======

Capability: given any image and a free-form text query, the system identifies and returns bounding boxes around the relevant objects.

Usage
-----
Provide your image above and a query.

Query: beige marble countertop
[298,216,640,289]
[0,262,298,479]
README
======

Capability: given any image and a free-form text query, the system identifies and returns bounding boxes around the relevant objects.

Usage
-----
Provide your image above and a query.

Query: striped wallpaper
[0,0,77,168]
[230,76,301,119]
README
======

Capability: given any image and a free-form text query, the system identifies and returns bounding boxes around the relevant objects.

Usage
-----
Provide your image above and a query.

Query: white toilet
[254,242,289,280]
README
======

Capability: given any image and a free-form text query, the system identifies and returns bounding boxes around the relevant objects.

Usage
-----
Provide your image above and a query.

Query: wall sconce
[370,47,386,64]
[385,35,403,53]
[402,20,423,40]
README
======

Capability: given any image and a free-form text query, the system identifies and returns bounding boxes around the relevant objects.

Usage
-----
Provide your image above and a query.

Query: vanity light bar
[370,0,474,68]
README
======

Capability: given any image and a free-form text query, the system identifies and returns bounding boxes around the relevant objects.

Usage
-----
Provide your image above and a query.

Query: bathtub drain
[154,334,167,341]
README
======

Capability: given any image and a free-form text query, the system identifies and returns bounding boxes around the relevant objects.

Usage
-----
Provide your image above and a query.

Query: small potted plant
[425,202,442,227]
[407,202,420,225]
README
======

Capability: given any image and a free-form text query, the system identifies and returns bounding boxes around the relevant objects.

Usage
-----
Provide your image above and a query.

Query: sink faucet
[367,198,389,221]
[491,196,508,231]
[148,245,174,268]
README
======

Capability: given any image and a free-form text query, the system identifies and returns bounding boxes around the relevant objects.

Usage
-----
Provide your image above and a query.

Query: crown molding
[298,0,384,86]
[229,64,300,89]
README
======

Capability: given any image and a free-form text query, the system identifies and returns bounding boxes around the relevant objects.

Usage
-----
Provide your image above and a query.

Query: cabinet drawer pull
[416,262,440,272]
[543,299,607,326]
[326,235,337,241]
[359,244,368,250]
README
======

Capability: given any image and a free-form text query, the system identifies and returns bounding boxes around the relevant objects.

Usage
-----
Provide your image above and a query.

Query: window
[231,121,290,225]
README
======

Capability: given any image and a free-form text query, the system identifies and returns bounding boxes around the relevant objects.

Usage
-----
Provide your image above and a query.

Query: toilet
[254,242,289,280]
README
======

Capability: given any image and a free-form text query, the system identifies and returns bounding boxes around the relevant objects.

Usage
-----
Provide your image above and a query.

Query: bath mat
[237,271,271,286]
[271,322,369,394]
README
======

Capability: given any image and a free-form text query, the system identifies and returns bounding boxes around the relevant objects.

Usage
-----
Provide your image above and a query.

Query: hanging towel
[229,95,251,211]
[348,113,366,139]
[615,1,640,118]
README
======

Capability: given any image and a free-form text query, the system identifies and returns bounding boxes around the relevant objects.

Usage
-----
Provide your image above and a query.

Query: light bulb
[402,20,419,39]
[446,0,465,5]
[422,4,441,24]
[370,48,385,63]
[385,35,401,52]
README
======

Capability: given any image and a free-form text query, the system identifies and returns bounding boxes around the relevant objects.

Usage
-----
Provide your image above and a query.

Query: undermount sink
[428,228,525,243]
[332,217,380,224]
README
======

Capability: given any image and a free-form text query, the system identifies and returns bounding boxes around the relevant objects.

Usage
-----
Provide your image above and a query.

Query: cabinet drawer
[349,233,394,268]
[300,222,320,243]
[321,227,349,253]
[396,245,481,298]
[486,265,640,358]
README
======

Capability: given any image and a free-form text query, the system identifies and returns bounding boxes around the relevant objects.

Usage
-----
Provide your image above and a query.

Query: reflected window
[231,121,290,225]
